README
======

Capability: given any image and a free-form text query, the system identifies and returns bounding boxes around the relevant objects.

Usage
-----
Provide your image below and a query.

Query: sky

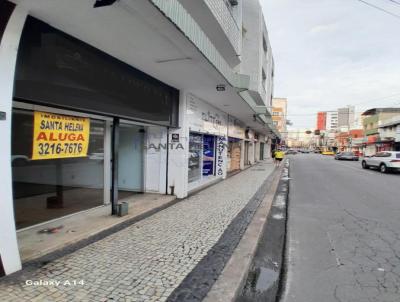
[261,0,400,129]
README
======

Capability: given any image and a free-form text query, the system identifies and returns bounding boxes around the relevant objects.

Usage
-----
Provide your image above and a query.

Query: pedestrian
[274,149,284,166]
[272,149,276,164]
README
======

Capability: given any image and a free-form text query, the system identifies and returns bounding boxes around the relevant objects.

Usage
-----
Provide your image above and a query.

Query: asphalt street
[281,154,400,302]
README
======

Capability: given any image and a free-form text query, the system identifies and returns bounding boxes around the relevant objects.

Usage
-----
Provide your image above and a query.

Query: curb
[203,164,285,302]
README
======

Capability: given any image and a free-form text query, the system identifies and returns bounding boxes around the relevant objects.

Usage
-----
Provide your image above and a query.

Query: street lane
[282,154,400,302]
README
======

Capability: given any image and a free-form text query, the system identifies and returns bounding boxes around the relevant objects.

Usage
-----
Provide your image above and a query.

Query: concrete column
[167,90,189,198]
[240,140,245,170]
[265,139,272,159]
[0,4,27,275]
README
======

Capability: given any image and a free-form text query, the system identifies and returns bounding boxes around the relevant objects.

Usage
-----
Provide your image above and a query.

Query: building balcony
[365,128,379,136]
[177,0,241,67]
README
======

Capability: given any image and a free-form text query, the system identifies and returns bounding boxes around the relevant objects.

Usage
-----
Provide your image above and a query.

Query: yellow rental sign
[32,111,90,160]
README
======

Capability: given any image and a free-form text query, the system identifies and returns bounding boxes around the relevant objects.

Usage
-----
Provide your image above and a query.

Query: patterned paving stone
[0,161,274,302]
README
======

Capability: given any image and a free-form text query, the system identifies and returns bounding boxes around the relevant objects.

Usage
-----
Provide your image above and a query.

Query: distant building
[335,129,365,154]
[287,129,315,148]
[362,108,400,155]
[378,116,400,151]
[338,106,355,130]
[351,112,364,130]
[326,111,338,131]
[272,98,288,140]
[316,112,327,131]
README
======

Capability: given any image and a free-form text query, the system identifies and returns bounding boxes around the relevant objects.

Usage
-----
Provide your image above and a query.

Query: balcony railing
[204,0,241,54]
[365,128,379,136]
[150,0,247,88]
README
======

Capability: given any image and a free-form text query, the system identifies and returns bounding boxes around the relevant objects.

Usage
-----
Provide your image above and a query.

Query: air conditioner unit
[229,0,238,6]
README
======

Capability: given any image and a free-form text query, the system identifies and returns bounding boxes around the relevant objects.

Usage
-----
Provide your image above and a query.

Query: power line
[355,0,400,20]
[385,0,400,6]
[284,92,400,117]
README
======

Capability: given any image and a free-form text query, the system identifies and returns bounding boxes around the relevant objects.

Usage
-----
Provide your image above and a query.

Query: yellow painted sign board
[32,111,90,160]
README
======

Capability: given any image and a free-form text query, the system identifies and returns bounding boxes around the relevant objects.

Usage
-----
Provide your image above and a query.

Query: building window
[11,108,106,229]
[188,132,217,183]
[262,36,268,54]
[262,69,267,89]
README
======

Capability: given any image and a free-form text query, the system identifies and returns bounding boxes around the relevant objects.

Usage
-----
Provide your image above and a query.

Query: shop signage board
[32,111,90,160]
[186,94,228,136]
[171,133,180,143]
[216,136,226,176]
[228,116,245,139]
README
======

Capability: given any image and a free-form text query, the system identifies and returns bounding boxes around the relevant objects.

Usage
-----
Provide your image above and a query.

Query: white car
[361,151,400,173]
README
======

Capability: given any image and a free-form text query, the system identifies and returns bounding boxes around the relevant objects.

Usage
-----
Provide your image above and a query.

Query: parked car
[361,151,400,173]
[285,149,297,155]
[335,152,359,161]
[321,151,335,155]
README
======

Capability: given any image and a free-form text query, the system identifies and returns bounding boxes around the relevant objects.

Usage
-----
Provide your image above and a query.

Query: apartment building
[0,0,277,275]
[272,98,288,143]
[326,111,339,131]
[362,108,400,155]
[338,106,355,131]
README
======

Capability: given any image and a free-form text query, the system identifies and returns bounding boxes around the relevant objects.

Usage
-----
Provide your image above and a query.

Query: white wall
[265,139,272,159]
[145,126,168,193]
[241,0,274,107]
[167,91,189,199]
[255,141,260,162]
[168,92,231,198]
[0,5,27,275]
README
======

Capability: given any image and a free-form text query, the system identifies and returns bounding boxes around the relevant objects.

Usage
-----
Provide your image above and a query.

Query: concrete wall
[167,91,189,199]
[241,0,274,107]
[145,126,168,194]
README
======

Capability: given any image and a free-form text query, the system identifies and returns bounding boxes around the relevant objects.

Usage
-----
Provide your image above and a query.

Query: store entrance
[228,138,241,172]
[260,143,265,160]
[118,124,145,199]
[244,141,250,166]
[188,132,217,185]
[11,108,106,230]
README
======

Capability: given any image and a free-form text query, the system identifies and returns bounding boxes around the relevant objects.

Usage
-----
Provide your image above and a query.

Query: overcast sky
[261,0,400,129]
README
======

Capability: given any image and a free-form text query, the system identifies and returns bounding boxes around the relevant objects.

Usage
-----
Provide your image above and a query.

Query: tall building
[272,98,288,139]
[0,0,276,275]
[338,106,355,130]
[326,111,339,131]
[316,112,327,130]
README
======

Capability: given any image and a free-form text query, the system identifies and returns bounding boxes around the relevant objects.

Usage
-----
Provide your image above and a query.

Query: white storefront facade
[0,0,278,276]
[186,94,228,192]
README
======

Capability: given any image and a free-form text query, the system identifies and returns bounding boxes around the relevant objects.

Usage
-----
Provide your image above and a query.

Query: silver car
[335,152,359,161]
[361,151,400,173]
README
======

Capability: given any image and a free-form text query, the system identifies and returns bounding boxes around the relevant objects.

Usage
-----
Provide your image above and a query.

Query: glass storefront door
[202,135,215,176]
[260,143,265,160]
[188,132,217,183]
[11,108,105,229]
[244,141,250,166]
[118,124,144,198]
[188,133,202,183]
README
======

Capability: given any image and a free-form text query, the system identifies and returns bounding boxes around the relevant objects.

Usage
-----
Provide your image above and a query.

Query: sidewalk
[0,160,275,302]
